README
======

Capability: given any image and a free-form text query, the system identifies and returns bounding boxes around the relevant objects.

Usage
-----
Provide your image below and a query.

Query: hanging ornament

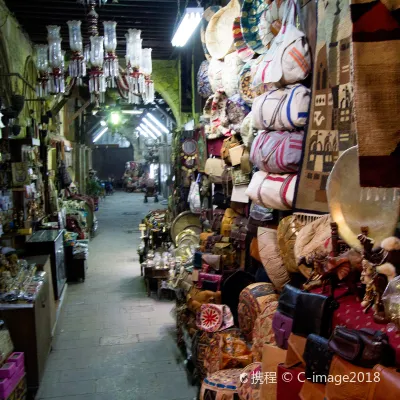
[34,44,49,97]
[67,21,86,78]
[103,21,119,82]
[89,36,106,103]
[47,26,65,94]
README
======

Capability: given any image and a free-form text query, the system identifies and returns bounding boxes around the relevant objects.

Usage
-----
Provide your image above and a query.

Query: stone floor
[37,192,197,400]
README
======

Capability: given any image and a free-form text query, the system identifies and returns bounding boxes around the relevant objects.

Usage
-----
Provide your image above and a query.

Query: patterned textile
[351,0,400,187]
[200,369,241,400]
[238,283,278,342]
[204,328,252,375]
[196,304,234,332]
[251,300,279,362]
[295,0,357,212]
[237,363,262,400]
[198,60,213,99]
[193,330,213,381]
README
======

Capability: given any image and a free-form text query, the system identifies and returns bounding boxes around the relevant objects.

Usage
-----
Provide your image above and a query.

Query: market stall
[138,0,400,398]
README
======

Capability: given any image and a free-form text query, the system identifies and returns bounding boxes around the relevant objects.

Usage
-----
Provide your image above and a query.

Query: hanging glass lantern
[67,20,86,78]
[35,44,49,98]
[47,26,65,94]
[89,36,106,103]
[103,21,119,83]
[141,48,154,104]
[125,29,144,103]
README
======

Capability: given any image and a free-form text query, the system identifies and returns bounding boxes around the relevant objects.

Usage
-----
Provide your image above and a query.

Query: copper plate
[327,146,399,250]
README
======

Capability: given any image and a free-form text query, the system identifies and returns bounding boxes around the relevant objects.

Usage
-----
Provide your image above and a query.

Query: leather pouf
[200,368,242,400]
[237,362,262,400]
[238,282,278,342]
[251,300,279,362]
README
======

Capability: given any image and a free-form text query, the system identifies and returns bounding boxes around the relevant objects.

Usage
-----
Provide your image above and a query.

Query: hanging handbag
[207,137,225,157]
[226,94,251,133]
[204,157,225,184]
[250,130,304,173]
[229,144,246,167]
[221,52,244,98]
[188,175,201,214]
[245,170,297,210]
[211,210,225,233]
[303,334,334,382]
[292,292,339,338]
[212,189,230,209]
[246,204,274,236]
[232,168,250,186]
[220,208,239,237]
[221,135,241,165]
[252,85,311,131]
[328,326,396,368]
[252,1,311,86]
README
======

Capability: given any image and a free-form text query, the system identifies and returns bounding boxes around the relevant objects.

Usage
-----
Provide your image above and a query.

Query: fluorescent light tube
[122,110,143,115]
[93,127,108,143]
[137,127,149,138]
[142,118,162,137]
[172,7,204,47]
[140,124,158,140]
[147,113,169,134]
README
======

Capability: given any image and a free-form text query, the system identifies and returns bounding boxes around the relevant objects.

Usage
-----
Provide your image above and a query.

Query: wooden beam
[67,100,91,126]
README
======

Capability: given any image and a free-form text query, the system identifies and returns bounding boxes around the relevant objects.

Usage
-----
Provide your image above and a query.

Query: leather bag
[197,273,222,291]
[221,135,241,165]
[220,208,239,237]
[250,130,304,173]
[202,254,222,272]
[325,356,371,400]
[245,170,297,210]
[292,292,338,338]
[328,326,395,368]
[272,311,293,350]
[277,284,302,319]
[252,85,311,131]
[366,364,400,400]
[303,334,334,383]
[207,137,225,157]
[204,157,225,183]
[246,204,274,236]
[211,210,225,233]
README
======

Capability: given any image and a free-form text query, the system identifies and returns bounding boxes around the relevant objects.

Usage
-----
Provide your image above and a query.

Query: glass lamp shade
[47,25,61,40]
[35,45,49,73]
[67,21,83,52]
[90,36,104,68]
[141,48,152,75]
[126,29,142,69]
[103,21,117,53]
[48,38,63,69]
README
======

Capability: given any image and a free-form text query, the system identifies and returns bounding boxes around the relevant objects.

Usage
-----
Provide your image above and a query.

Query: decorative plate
[206,0,241,60]
[200,6,221,61]
[233,16,255,62]
[182,139,197,156]
[170,211,202,245]
[197,60,213,99]
[241,0,271,55]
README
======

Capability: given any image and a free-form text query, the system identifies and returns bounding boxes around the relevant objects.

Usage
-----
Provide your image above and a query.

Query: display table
[0,275,52,392]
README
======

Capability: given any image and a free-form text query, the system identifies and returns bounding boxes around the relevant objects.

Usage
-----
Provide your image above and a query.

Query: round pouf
[200,368,242,400]
[238,282,278,342]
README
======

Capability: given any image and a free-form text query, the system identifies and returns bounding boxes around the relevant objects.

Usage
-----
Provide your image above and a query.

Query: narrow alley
[38,192,197,400]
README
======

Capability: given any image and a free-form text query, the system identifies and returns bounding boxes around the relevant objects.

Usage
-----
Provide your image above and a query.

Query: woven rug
[351,0,400,187]
[295,0,357,213]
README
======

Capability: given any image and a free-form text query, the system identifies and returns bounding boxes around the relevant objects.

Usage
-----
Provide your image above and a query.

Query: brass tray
[327,146,399,250]
[170,211,202,245]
